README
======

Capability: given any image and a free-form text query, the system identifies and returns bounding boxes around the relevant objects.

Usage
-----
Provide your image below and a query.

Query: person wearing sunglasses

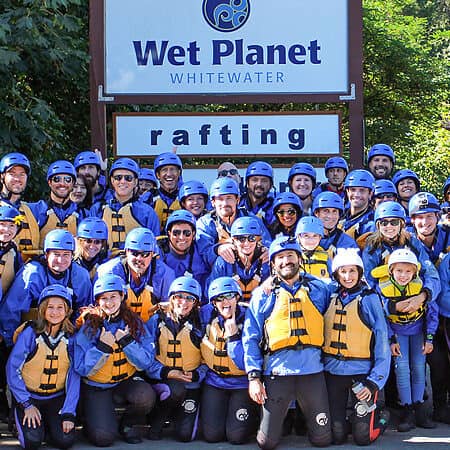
[199,277,258,444]
[91,158,160,257]
[269,192,303,240]
[239,161,275,228]
[372,179,398,210]
[96,227,175,323]
[313,192,358,259]
[152,152,183,233]
[74,218,109,280]
[217,161,243,191]
[197,177,271,268]
[0,152,42,263]
[158,210,209,303]
[74,274,156,446]
[207,216,270,303]
[243,237,332,449]
[0,229,92,348]
[145,276,205,441]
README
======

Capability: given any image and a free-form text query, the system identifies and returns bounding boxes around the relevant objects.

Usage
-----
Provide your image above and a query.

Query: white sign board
[105,0,349,95]
[114,113,341,157]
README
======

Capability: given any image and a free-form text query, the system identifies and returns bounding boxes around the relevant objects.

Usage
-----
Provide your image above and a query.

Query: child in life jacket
[296,216,332,283]
[380,249,439,432]
[7,285,79,450]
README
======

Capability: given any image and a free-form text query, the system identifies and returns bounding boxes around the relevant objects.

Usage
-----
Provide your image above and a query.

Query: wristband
[248,370,262,381]
[426,334,434,342]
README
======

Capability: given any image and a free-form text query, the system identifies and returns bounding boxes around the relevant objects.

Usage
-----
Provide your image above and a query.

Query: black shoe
[433,405,450,424]
[414,402,436,429]
[147,427,162,440]
[397,404,415,432]
[121,427,142,444]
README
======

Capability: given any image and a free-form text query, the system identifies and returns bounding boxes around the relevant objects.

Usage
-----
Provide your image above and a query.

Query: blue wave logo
[203,0,250,33]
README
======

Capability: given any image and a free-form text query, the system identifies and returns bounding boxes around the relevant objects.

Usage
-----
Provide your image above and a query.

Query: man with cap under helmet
[90,157,160,256]
[0,229,92,347]
[196,177,271,268]
[96,227,175,322]
[243,236,332,449]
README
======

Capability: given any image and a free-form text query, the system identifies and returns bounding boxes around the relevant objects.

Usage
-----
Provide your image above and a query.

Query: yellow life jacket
[232,259,263,301]
[39,209,78,249]
[201,318,245,377]
[126,285,158,323]
[323,293,373,360]
[153,196,181,233]
[0,247,17,295]
[21,332,71,395]
[300,248,330,281]
[102,204,141,257]
[264,285,324,353]
[156,319,201,371]
[88,341,137,384]
[9,202,41,262]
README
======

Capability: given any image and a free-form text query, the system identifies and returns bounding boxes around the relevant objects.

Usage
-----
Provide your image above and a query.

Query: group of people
[0,144,448,449]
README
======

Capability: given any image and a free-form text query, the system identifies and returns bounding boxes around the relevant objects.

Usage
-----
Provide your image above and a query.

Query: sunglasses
[51,175,73,184]
[129,250,151,258]
[234,234,257,243]
[375,193,396,200]
[214,292,237,302]
[113,174,135,182]
[276,208,297,217]
[171,229,193,237]
[82,238,102,245]
[173,293,197,303]
[379,218,401,227]
[218,169,239,177]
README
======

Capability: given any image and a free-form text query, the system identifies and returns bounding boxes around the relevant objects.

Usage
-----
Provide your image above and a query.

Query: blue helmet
[138,168,158,185]
[443,176,450,196]
[47,160,76,181]
[0,152,31,175]
[230,216,262,237]
[367,144,395,164]
[374,179,397,198]
[408,192,440,216]
[210,177,240,198]
[109,158,140,178]
[0,205,21,223]
[124,227,157,253]
[208,276,242,302]
[324,156,348,174]
[169,276,202,300]
[273,192,303,214]
[77,217,108,240]
[178,180,208,203]
[269,236,301,262]
[312,191,344,213]
[38,284,72,308]
[295,216,324,237]
[74,151,101,170]
[246,161,274,183]
[153,152,182,173]
[344,169,375,191]
[392,169,420,191]
[165,209,196,232]
[93,274,126,299]
[374,201,406,223]
[288,163,316,185]
[44,229,75,252]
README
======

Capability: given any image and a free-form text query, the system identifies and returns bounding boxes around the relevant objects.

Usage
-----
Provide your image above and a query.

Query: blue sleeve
[72,265,93,310]
[362,246,381,290]
[195,215,219,268]
[89,201,103,218]
[153,261,175,302]
[144,316,165,379]
[242,288,268,373]
[308,277,331,314]
[206,257,232,294]
[227,334,245,370]
[61,337,80,417]
[6,326,36,405]
[425,293,439,336]
[133,203,161,238]
[438,254,450,318]
[28,200,49,228]
[360,293,391,390]
[121,328,155,371]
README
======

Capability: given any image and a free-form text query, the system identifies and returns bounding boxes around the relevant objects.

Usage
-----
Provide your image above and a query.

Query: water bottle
[352,382,376,417]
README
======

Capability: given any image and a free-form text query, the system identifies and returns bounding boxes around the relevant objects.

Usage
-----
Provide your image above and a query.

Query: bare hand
[99,328,116,347]
[224,311,238,338]
[423,342,433,355]
[115,326,129,341]
[259,246,269,264]
[94,148,108,172]
[167,369,192,383]
[23,405,41,428]
[217,243,236,264]
[62,420,75,434]
[396,292,425,314]
[355,386,372,402]
[249,379,267,405]
[390,343,401,357]
[261,276,274,295]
